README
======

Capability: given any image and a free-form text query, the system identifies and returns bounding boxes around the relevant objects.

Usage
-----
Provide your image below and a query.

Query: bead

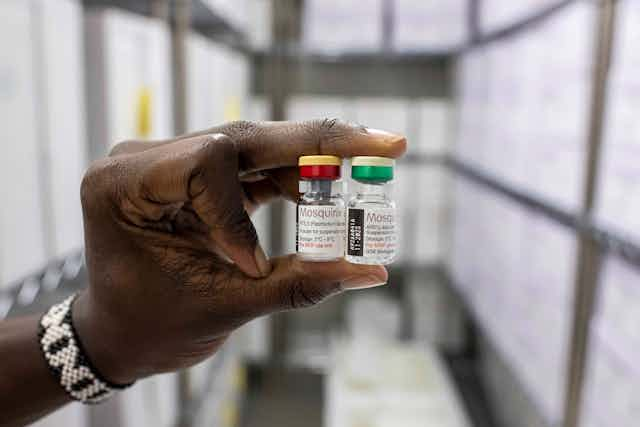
[38,294,127,405]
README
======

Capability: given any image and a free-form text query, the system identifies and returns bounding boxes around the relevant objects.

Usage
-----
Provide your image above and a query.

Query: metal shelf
[591,226,640,271]
[0,250,85,320]
[465,0,578,52]
[252,44,451,65]
[82,0,152,16]
[190,0,249,51]
[448,158,582,229]
[445,156,640,272]
[81,0,581,63]
[179,345,231,426]
[81,0,250,53]
[5,156,639,318]
[446,271,556,427]
[257,0,578,60]
[399,153,448,166]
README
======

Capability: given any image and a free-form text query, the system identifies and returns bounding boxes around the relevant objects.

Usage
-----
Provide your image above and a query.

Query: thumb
[249,255,388,314]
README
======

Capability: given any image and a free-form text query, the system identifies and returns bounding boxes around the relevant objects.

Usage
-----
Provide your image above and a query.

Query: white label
[296,205,346,257]
[347,207,397,261]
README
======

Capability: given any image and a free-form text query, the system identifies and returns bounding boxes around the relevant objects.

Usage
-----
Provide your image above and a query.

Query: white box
[595,0,640,243]
[0,0,48,287]
[326,340,470,427]
[202,0,249,32]
[449,179,576,424]
[392,0,468,52]
[457,2,595,211]
[246,0,272,50]
[35,0,87,258]
[85,8,173,158]
[29,404,86,427]
[186,33,229,132]
[247,97,273,254]
[222,50,249,122]
[248,96,270,123]
[286,96,356,123]
[112,373,178,427]
[480,0,559,34]
[302,0,384,53]
[238,315,272,363]
[411,99,453,155]
[353,97,410,136]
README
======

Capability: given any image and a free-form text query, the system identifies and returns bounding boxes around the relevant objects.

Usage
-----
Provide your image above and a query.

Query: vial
[346,156,397,265]
[296,155,346,261]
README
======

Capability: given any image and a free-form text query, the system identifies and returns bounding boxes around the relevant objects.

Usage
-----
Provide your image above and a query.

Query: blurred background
[0,0,637,426]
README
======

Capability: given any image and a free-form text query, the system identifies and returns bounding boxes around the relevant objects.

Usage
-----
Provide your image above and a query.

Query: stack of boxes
[303,0,468,54]
[581,1,640,425]
[455,2,595,211]
[450,2,596,424]
[326,338,470,427]
[302,0,385,54]
[0,0,86,291]
[450,178,577,422]
[0,1,258,425]
[479,0,562,34]
[392,0,468,52]
[595,0,640,242]
[580,257,640,426]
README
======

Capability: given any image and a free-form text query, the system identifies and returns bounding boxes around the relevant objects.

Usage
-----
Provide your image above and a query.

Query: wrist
[72,292,139,385]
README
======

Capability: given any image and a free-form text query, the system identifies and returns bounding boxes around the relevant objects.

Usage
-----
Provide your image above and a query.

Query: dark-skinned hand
[73,120,407,385]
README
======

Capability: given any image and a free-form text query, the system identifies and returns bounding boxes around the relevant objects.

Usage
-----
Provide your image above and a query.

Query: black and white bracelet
[38,294,132,404]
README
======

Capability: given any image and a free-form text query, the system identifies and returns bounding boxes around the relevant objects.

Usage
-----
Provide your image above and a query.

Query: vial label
[296,206,346,258]
[347,208,396,262]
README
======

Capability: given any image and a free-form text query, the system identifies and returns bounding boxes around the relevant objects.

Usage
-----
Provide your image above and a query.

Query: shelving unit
[254,45,451,64]
[447,155,640,272]
[0,0,252,310]
[467,0,576,48]
[446,1,636,427]
[1,2,256,427]
[4,1,638,427]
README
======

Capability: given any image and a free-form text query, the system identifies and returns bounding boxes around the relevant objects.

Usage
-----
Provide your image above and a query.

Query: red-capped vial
[296,155,346,261]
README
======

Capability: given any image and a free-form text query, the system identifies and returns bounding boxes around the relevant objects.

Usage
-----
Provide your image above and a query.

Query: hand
[73,120,406,384]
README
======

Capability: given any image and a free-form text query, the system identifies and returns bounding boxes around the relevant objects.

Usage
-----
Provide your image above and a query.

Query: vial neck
[357,181,386,198]
[307,179,333,194]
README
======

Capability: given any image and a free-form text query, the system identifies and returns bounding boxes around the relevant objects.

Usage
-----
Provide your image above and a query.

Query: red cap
[298,155,341,180]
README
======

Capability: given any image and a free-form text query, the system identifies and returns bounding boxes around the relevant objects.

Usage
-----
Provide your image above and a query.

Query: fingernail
[254,245,272,277]
[365,128,406,142]
[342,278,387,291]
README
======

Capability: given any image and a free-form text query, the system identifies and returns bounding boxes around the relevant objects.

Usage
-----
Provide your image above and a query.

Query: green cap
[351,156,394,182]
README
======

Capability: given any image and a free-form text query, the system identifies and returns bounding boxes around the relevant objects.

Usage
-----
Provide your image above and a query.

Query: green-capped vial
[346,157,397,265]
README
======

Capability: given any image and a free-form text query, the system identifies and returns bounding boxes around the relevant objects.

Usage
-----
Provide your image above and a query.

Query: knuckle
[316,117,340,131]
[285,275,340,310]
[306,118,353,152]
[81,157,122,210]
[314,117,349,133]
[218,120,261,143]
[109,140,139,156]
[196,133,237,163]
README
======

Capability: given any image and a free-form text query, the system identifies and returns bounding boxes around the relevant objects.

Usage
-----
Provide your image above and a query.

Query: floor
[241,367,324,427]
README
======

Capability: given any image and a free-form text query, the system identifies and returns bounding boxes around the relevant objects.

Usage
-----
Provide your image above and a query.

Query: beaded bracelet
[38,294,132,404]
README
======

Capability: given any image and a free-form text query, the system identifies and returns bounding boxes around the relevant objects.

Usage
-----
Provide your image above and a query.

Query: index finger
[190,119,407,173]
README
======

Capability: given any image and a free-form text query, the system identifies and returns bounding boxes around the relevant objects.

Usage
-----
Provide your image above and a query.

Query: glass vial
[296,155,346,261]
[346,156,397,265]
